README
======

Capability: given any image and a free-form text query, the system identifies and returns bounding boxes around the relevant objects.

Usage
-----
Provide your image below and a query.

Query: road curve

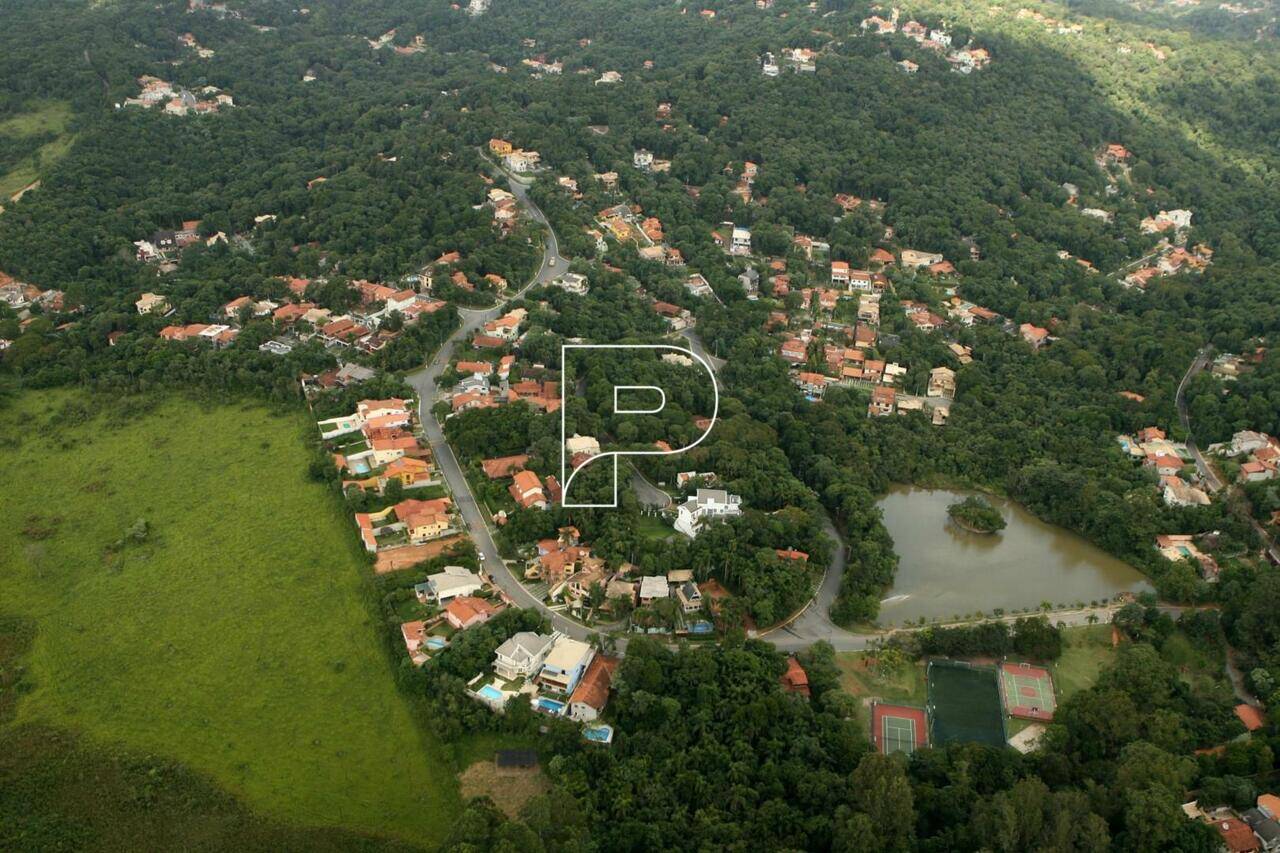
[1176,348,1280,564]
[1176,346,1222,492]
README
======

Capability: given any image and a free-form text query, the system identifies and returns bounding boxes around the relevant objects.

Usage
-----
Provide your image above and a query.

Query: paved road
[630,468,672,509]
[405,169,591,640]
[1176,346,1223,491]
[679,328,726,373]
[678,328,876,650]
[1176,348,1280,565]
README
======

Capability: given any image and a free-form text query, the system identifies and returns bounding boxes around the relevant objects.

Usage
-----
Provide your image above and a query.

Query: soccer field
[0,392,459,844]
[927,661,1006,747]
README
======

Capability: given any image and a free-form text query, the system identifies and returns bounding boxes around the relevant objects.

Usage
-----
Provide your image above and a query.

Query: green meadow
[0,100,75,199]
[0,392,459,846]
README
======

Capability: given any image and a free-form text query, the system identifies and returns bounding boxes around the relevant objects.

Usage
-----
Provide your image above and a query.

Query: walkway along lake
[876,486,1152,626]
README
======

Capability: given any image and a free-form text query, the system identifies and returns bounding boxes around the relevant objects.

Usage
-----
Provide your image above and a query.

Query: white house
[633,149,654,171]
[425,565,484,602]
[493,631,557,680]
[565,433,601,458]
[135,292,169,315]
[730,227,752,256]
[638,575,670,604]
[535,635,596,694]
[685,273,713,297]
[674,488,743,538]
[552,272,589,295]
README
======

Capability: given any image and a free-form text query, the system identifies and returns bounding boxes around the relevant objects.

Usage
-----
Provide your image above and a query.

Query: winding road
[1176,346,1222,492]
[1176,347,1280,565]
[405,170,596,641]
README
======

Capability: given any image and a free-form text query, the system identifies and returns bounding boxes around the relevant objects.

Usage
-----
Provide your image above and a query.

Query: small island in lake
[947,496,1007,534]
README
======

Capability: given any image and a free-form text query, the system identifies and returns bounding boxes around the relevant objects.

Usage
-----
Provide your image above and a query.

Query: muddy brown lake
[876,486,1153,626]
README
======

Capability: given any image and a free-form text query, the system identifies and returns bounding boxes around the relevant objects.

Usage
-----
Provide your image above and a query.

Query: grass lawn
[0,100,75,199]
[836,652,928,732]
[0,391,460,846]
[1052,624,1118,701]
[636,514,674,541]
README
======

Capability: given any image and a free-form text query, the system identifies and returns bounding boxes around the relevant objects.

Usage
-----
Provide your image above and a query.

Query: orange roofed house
[444,596,502,630]
[781,655,810,697]
[569,655,619,722]
[354,496,453,552]
[510,469,549,510]
[482,454,529,479]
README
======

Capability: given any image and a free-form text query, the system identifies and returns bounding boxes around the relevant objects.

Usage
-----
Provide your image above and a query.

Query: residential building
[1020,323,1050,350]
[510,469,549,509]
[401,621,429,665]
[503,149,541,172]
[445,596,501,630]
[482,454,529,479]
[674,488,743,538]
[493,631,557,681]
[639,575,671,604]
[781,656,810,697]
[1215,818,1262,853]
[565,433,602,458]
[424,565,483,602]
[900,249,944,269]
[730,226,752,256]
[569,655,618,722]
[1242,807,1280,852]
[685,273,713,298]
[552,272,589,294]
[676,580,703,613]
[536,635,596,694]
[927,366,956,398]
[1162,476,1211,508]
[869,385,896,416]
[135,293,169,315]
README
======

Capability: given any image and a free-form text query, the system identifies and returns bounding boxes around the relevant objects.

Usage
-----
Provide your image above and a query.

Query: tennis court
[927,661,1006,747]
[1000,662,1056,721]
[870,702,929,755]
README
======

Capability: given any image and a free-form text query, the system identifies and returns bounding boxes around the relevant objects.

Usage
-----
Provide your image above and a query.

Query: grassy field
[0,100,75,199]
[0,392,460,846]
[1052,624,1118,701]
[836,651,928,733]
[636,513,675,541]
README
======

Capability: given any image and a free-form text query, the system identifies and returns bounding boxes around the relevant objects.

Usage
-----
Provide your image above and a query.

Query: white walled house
[674,488,743,538]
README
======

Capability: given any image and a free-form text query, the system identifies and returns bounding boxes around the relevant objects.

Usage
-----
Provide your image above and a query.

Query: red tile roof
[481,454,529,479]
[781,655,810,696]
[570,654,618,711]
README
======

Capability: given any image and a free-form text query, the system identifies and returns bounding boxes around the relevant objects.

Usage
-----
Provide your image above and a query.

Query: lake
[876,486,1152,626]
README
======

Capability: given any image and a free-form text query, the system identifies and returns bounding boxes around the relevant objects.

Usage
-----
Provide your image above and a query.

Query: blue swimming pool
[583,725,613,743]
[535,697,566,715]
[426,637,449,650]
[477,685,504,701]
[348,457,371,474]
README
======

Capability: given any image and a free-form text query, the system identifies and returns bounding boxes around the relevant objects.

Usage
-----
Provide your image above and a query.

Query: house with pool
[535,635,596,696]
[493,631,557,681]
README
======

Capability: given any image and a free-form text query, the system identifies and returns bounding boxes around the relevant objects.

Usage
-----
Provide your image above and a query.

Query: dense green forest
[3,0,1280,849]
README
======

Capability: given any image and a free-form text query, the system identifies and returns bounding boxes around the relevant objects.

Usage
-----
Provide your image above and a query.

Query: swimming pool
[535,697,566,715]
[477,685,504,701]
[583,725,613,743]
[426,637,449,650]
[347,457,371,474]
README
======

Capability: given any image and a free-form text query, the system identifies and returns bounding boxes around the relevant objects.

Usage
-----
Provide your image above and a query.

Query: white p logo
[560,343,719,508]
